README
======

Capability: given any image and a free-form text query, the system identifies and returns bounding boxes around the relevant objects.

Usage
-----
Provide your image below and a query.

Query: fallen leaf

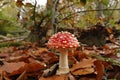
[25,58,46,72]
[39,52,58,64]
[0,62,25,76]
[0,59,46,76]
[70,58,96,75]
[6,54,29,63]
[106,27,113,34]
[72,67,94,76]
[39,74,68,80]
[103,43,119,49]
[2,71,11,80]
[99,49,115,56]
[74,51,88,61]
[34,48,48,55]
[94,60,105,80]
[0,53,10,58]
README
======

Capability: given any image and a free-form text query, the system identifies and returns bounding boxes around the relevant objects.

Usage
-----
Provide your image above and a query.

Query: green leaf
[102,0,109,6]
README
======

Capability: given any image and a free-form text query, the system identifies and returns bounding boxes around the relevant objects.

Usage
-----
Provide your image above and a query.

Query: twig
[108,34,120,47]
[109,39,120,47]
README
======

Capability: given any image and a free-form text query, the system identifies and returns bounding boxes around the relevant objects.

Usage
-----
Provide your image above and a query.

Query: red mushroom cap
[47,31,80,49]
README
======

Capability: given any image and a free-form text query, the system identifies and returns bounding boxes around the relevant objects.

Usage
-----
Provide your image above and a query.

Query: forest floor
[0,24,120,80]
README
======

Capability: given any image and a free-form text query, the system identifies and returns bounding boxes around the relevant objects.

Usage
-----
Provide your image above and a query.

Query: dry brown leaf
[2,71,11,80]
[70,58,96,75]
[39,52,58,64]
[39,74,69,80]
[74,51,88,61]
[0,59,46,76]
[35,48,48,55]
[25,58,46,72]
[98,49,115,56]
[0,62,25,76]
[94,60,105,80]
[0,47,15,53]
[71,67,94,76]
[0,53,10,58]
[103,43,119,49]
[6,54,29,62]
[71,59,95,71]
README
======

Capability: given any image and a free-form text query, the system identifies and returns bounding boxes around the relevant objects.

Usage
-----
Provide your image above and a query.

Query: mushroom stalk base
[56,50,69,75]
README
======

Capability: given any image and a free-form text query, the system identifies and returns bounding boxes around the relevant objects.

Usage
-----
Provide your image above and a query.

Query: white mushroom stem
[56,49,69,75]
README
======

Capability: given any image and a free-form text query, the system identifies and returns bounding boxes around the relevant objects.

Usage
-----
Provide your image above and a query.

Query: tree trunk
[47,0,59,34]
[26,0,59,45]
[95,0,104,18]
[26,0,39,43]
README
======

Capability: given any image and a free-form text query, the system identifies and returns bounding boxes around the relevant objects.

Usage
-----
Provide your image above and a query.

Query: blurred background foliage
[0,0,26,37]
[0,0,120,43]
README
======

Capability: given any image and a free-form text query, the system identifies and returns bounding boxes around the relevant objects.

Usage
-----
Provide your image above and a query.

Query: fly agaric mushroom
[47,31,80,75]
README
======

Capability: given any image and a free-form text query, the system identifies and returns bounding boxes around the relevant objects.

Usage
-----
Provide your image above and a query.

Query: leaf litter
[0,25,120,80]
